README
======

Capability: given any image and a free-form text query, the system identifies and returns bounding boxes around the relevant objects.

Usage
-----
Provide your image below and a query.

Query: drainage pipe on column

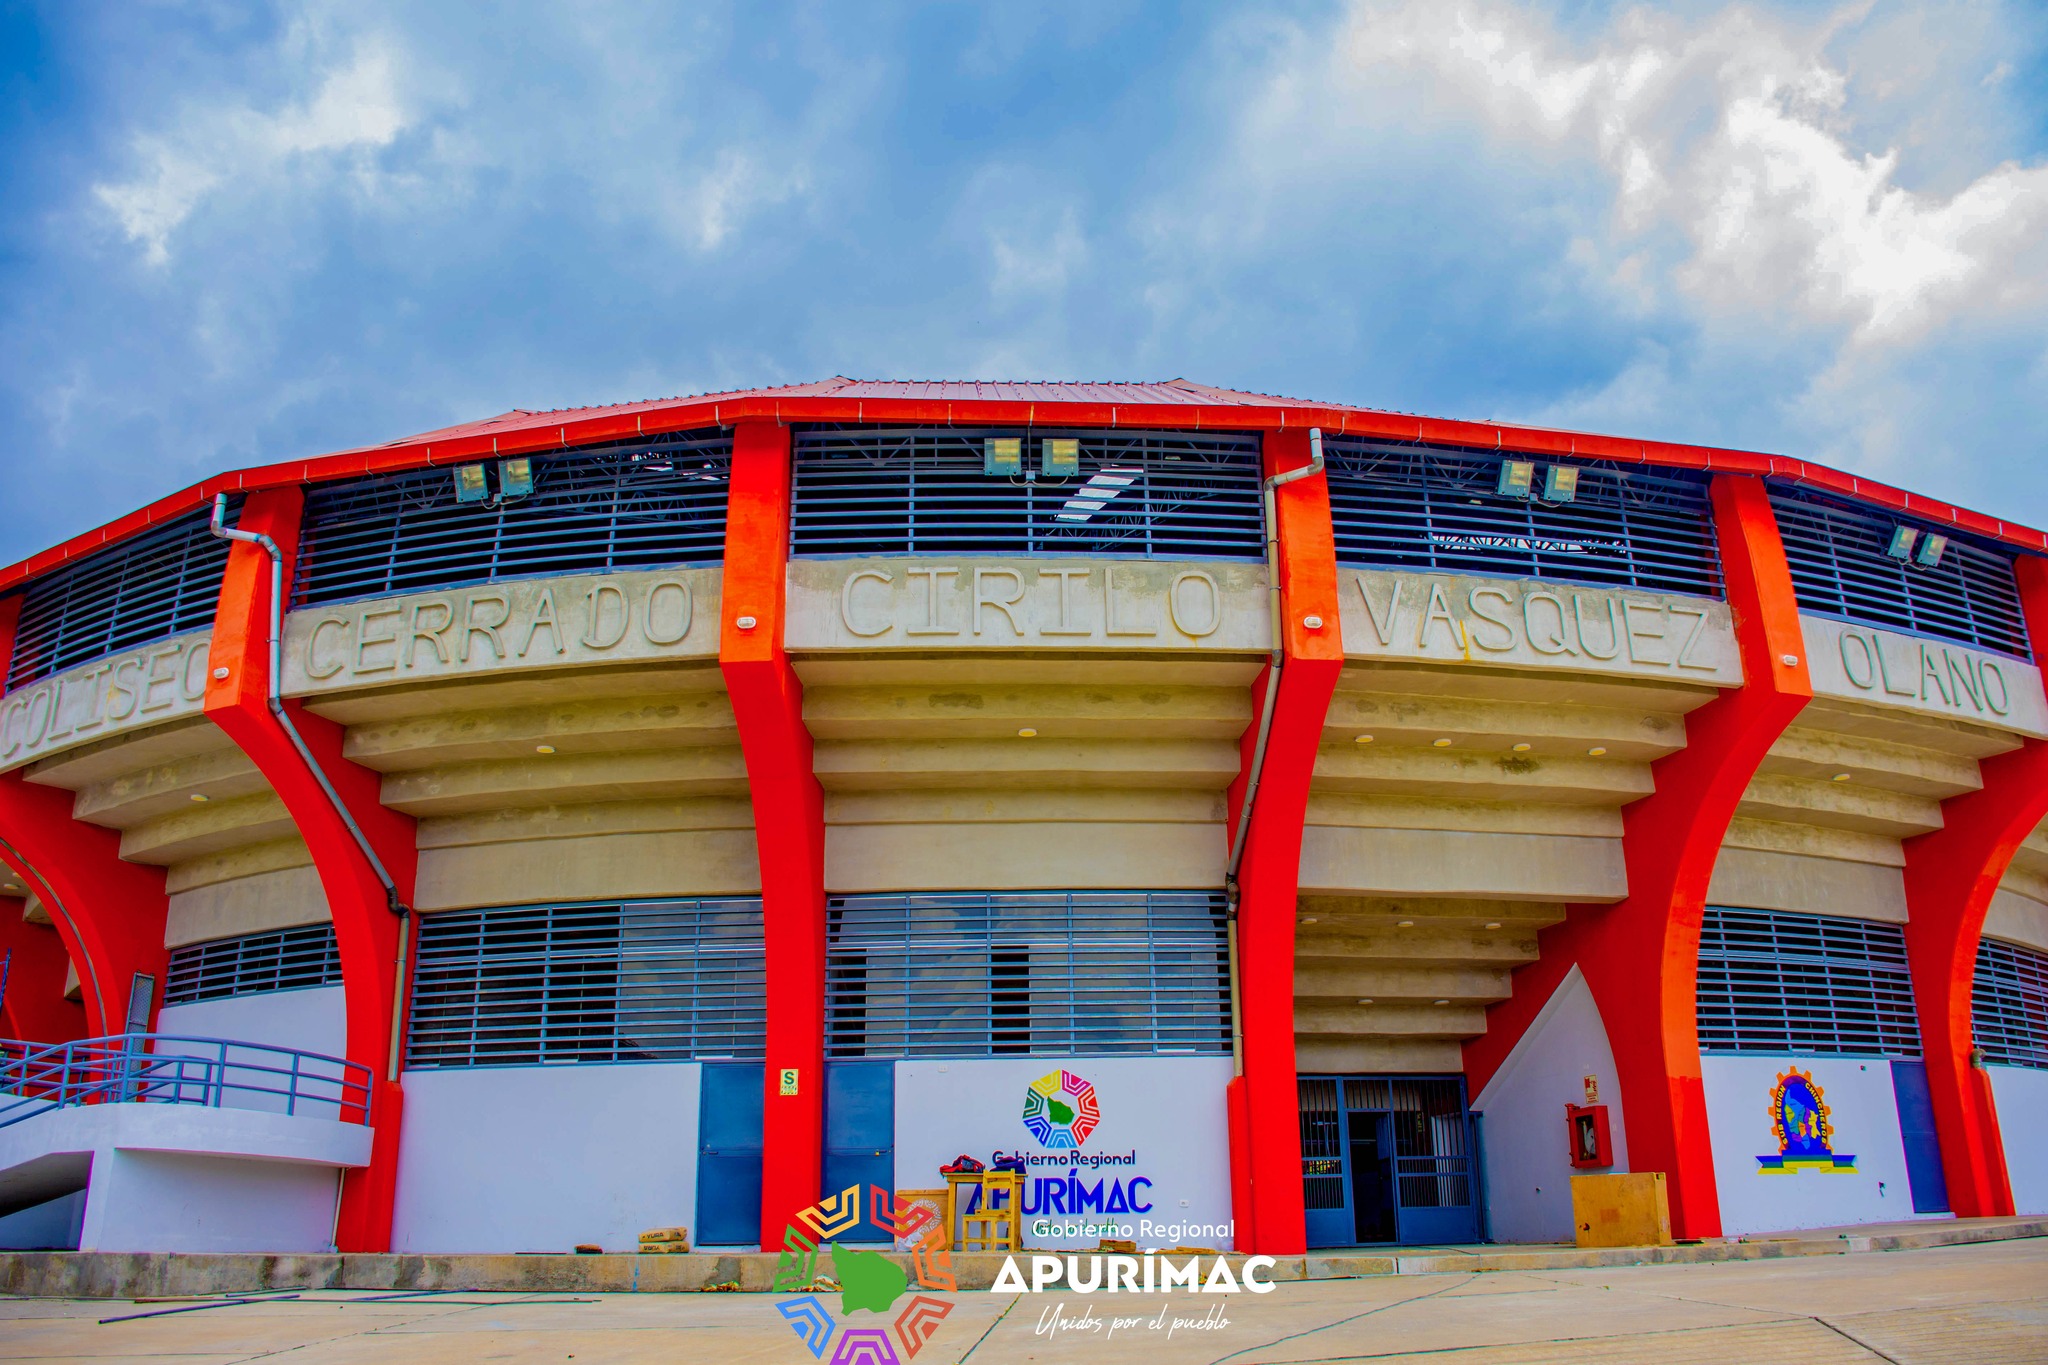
[210,496,412,1084]
[1225,428,1325,1077]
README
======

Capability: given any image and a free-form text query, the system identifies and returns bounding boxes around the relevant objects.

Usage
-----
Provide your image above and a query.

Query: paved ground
[0,1237,2043,1363]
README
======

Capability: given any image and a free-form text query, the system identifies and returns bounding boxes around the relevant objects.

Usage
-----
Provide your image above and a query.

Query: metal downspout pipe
[210,497,412,1084]
[1226,429,1326,1078]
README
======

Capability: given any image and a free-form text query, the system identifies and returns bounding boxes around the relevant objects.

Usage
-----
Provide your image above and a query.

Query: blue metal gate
[697,1063,764,1247]
[823,1061,895,1243]
[1300,1075,1481,1247]
[1890,1059,1951,1214]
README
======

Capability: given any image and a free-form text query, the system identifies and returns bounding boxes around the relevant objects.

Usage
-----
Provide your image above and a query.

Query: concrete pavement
[0,1235,2043,1363]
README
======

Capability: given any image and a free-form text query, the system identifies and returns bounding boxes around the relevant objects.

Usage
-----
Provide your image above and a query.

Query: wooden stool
[958,1170,1021,1252]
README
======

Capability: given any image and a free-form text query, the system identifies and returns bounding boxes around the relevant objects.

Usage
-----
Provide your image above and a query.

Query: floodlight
[1915,533,1947,568]
[1884,526,1919,561]
[1041,438,1080,478]
[1543,465,1580,502]
[1496,460,1535,499]
[453,464,490,504]
[984,437,1022,476]
[498,457,534,498]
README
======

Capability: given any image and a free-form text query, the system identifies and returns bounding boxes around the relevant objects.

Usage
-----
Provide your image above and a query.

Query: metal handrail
[0,1033,373,1131]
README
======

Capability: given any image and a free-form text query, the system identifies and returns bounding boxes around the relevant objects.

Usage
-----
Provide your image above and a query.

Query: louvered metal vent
[165,923,343,1006]
[6,507,236,691]
[405,899,765,1068]
[295,431,732,607]
[790,426,1265,559]
[1770,484,2028,658]
[824,890,1230,1058]
[1974,936,2048,1069]
[1697,907,1920,1056]
[1324,440,1722,597]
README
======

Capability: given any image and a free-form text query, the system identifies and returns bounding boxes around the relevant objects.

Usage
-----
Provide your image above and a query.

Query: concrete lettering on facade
[786,558,1272,651]
[283,567,722,695]
[1339,569,1742,685]
[1801,614,2048,738]
[0,631,213,773]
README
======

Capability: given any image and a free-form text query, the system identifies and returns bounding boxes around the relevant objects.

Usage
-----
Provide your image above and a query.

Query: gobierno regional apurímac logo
[770,1184,954,1362]
[1022,1069,1100,1148]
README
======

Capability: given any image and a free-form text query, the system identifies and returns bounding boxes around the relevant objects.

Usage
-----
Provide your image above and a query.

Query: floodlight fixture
[1885,525,1919,561]
[453,464,490,504]
[984,437,1022,476]
[1041,437,1080,478]
[1496,459,1535,499]
[1543,465,1580,502]
[498,457,535,499]
[1915,533,1948,568]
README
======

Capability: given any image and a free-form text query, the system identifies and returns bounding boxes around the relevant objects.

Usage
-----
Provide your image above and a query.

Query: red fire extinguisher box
[1567,1103,1614,1169]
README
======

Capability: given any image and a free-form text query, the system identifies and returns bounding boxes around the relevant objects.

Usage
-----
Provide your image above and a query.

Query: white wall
[392,1062,700,1253]
[1700,1054,1930,1235]
[1989,1065,2048,1216]
[894,1057,1233,1251]
[155,987,350,1119]
[82,1151,341,1252]
[1470,967,1629,1244]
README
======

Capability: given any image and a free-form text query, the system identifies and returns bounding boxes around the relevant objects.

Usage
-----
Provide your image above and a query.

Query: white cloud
[92,39,409,264]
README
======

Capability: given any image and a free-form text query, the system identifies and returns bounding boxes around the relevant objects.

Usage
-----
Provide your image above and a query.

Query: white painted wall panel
[894,1057,1233,1251]
[1470,967,1629,1244]
[1700,1054,1930,1235]
[156,988,350,1119]
[82,1152,340,1253]
[1989,1065,2048,1216]
[392,1062,700,1253]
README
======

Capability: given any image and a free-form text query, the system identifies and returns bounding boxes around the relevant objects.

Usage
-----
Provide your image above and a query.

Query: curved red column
[1463,473,1811,1239]
[202,486,420,1253]
[0,595,169,1037]
[719,419,827,1247]
[1225,427,1341,1255]
[1899,554,2048,1217]
[0,897,87,1042]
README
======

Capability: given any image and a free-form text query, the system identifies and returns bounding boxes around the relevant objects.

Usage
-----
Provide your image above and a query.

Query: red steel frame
[1899,555,2048,1218]
[203,487,420,1252]
[1225,428,1342,1255]
[719,419,829,1247]
[1462,474,1813,1239]
[0,595,170,1038]
[0,896,87,1043]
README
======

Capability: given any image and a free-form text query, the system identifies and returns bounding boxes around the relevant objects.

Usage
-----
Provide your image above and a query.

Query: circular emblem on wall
[1022,1069,1100,1149]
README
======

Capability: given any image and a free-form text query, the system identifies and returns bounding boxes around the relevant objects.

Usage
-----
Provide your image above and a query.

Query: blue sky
[2,1,2045,562]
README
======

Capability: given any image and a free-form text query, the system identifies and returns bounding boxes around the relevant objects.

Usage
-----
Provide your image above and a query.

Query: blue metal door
[1300,1078,1352,1248]
[1301,1075,1480,1246]
[698,1063,764,1247]
[823,1061,895,1243]
[1891,1059,1951,1214]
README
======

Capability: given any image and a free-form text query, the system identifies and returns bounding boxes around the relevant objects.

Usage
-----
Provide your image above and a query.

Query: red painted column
[0,595,169,1036]
[1463,474,1811,1240]
[1225,427,1341,1256]
[1899,555,2048,1217]
[719,419,827,1247]
[203,487,420,1253]
[0,898,87,1042]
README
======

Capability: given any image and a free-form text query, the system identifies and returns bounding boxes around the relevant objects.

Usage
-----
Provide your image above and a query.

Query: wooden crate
[1570,1172,1673,1248]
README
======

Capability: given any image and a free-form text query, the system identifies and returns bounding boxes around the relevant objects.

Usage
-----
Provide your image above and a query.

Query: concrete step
[2,1216,2043,1298]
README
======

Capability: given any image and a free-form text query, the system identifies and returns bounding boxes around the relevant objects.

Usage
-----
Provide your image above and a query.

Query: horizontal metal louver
[824,890,1230,1059]
[1974,937,2048,1070]
[1697,906,1920,1057]
[790,426,1265,560]
[295,432,732,607]
[1324,440,1722,597]
[6,507,236,691]
[165,923,343,1005]
[1770,484,2028,658]
[405,899,765,1068]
